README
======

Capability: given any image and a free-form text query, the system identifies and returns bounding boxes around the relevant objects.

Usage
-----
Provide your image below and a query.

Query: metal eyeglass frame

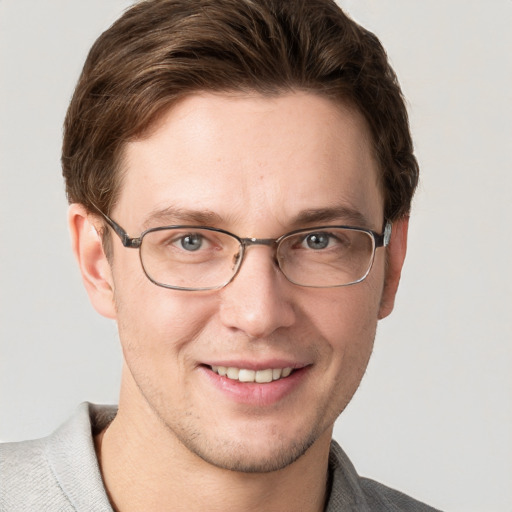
[95,208,392,291]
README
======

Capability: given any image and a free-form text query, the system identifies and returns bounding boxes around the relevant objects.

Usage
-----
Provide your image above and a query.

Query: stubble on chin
[164,414,330,474]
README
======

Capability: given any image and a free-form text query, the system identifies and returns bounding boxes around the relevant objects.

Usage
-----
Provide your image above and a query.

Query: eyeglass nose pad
[232,249,243,269]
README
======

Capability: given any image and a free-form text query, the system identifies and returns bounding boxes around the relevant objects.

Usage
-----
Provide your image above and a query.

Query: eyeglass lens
[138,227,376,290]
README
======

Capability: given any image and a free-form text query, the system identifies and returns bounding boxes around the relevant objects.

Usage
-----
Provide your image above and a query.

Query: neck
[96,382,332,512]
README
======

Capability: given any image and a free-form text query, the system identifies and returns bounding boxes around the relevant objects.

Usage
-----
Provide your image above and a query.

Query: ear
[68,203,116,319]
[378,217,409,320]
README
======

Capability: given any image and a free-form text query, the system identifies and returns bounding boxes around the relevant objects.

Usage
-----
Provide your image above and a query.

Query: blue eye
[180,234,203,251]
[304,232,330,250]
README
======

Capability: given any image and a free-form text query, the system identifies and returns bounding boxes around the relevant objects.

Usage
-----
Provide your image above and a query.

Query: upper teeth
[211,366,293,383]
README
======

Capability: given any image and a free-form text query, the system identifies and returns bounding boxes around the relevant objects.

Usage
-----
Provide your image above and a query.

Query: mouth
[201,363,309,405]
[209,365,294,383]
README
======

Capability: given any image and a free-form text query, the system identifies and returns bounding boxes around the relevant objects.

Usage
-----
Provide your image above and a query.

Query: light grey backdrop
[1,1,511,511]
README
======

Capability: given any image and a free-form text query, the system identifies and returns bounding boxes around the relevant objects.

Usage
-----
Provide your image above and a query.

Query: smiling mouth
[210,365,294,383]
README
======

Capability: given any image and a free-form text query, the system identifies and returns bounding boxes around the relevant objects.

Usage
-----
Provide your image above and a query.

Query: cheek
[111,255,218,357]
[296,284,382,421]
[305,280,383,389]
[304,278,383,350]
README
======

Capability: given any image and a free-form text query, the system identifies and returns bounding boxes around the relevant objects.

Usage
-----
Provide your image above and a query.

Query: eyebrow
[291,206,370,228]
[142,206,224,229]
[141,205,371,231]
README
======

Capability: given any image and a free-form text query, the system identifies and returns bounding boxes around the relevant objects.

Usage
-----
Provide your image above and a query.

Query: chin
[171,416,328,474]
[191,436,318,474]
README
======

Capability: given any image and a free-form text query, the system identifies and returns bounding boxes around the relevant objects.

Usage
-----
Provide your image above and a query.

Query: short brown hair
[62,0,418,222]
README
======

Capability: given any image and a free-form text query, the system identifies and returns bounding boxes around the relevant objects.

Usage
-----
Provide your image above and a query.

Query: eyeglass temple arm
[375,221,392,248]
[90,204,142,248]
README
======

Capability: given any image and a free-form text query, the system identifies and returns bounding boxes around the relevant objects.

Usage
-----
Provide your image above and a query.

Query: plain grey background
[1,1,511,511]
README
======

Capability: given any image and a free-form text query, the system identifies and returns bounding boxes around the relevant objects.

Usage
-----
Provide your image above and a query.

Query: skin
[69,91,408,512]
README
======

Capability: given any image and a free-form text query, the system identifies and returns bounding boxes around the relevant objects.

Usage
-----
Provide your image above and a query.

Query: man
[1,1,441,510]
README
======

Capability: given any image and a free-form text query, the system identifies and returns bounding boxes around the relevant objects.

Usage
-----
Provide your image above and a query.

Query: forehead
[116,91,383,233]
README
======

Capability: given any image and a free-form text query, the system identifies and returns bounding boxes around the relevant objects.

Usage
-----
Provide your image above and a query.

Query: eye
[303,232,331,250]
[179,233,204,251]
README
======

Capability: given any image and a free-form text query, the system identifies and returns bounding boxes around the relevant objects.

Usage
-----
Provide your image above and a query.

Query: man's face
[104,92,389,472]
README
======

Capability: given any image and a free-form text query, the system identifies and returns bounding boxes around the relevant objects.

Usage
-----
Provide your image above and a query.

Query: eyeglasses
[97,210,391,291]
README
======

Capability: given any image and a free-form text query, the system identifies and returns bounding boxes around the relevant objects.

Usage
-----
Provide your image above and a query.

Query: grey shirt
[1,403,441,511]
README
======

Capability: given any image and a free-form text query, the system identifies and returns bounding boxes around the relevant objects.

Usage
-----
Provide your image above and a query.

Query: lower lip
[199,366,310,406]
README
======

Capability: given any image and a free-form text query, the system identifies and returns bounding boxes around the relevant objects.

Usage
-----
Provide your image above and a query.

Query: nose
[219,245,296,339]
